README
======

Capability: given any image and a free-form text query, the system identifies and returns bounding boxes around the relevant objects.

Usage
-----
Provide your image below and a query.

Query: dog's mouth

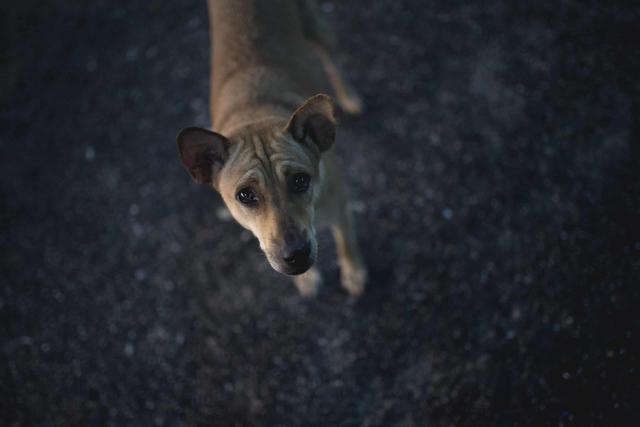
[282,260,314,276]
[260,233,318,276]
[265,241,317,276]
[270,257,315,276]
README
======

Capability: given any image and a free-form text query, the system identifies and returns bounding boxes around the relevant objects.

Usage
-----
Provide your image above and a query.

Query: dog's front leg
[331,205,367,296]
[293,266,323,297]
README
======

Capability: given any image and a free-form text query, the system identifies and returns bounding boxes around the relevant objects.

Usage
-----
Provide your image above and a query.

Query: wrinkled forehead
[220,126,318,191]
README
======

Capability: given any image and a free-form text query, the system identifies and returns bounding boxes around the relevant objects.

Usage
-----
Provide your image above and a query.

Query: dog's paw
[338,90,364,116]
[293,267,323,298]
[340,262,367,297]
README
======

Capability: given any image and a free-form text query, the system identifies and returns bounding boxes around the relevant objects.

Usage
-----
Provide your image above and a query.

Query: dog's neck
[212,65,309,136]
[208,0,321,137]
[219,112,286,140]
[214,92,304,139]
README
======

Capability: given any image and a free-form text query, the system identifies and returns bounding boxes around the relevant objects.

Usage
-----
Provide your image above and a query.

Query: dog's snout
[283,228,301,246]
[282,241,311,267]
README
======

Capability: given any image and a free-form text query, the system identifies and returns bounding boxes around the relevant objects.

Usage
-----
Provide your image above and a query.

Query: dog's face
[177,94,336,275]
[217,125,322,275]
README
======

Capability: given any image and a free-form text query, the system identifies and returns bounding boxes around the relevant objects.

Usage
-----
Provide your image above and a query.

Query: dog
[177,0,366,296]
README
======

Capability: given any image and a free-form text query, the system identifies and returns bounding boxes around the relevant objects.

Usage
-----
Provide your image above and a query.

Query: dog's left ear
[177,127,229,187]
[285,94,336,152]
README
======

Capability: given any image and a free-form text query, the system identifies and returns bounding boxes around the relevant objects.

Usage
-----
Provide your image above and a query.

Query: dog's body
[178,0,366,296]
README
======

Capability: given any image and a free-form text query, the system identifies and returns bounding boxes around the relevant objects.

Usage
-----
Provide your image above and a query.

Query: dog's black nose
[282,241,311,266]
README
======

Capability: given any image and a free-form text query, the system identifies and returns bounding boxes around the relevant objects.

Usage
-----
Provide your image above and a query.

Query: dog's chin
[269,259,315,276]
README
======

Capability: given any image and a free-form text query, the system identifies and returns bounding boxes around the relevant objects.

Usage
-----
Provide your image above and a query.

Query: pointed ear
[285,94,336,152]
[176,127,229,186]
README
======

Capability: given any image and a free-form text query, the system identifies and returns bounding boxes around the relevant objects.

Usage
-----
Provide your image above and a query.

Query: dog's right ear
[177,127,229,186]
[285,94,336,152]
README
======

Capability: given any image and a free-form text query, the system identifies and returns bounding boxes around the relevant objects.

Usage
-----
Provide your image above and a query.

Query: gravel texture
[2,1,639,426]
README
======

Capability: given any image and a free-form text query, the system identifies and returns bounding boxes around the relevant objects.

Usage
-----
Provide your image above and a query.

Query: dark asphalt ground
[2,1,639,426]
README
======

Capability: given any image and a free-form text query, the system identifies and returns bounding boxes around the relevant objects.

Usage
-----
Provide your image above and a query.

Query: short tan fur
[177,0,366,296]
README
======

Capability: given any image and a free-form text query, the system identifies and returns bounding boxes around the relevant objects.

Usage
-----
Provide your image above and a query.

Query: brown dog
[177,0,366,296]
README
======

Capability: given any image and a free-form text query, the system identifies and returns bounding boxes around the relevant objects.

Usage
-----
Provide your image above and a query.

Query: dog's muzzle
[280,240,313,275]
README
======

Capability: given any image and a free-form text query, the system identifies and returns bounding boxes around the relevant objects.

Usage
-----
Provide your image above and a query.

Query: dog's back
[208,0,326,133]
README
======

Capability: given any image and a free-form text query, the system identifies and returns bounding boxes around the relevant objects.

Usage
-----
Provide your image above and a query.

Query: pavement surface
[2,1,639,426]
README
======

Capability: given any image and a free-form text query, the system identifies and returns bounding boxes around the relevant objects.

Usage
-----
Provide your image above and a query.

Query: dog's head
[177,94,336,275]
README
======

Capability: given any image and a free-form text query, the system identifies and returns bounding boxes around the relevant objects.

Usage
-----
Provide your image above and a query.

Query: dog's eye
[289,173,310,193]
[236,187,259,206]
